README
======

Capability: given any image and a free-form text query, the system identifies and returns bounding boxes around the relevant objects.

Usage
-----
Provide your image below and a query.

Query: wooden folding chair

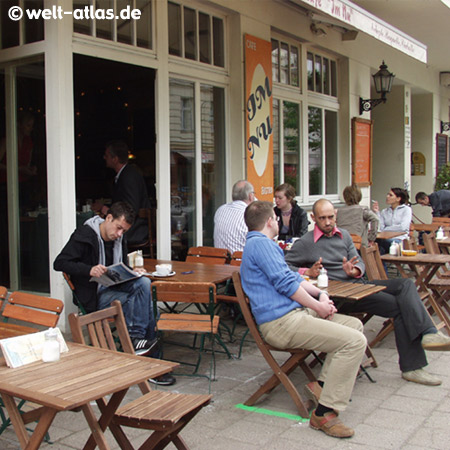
[186,246,230,264]
[152,281,232,390]
[232,272,316,418]
[127,208,156,258]
[0,286,7,300]
[229,251,243,266]
[62,272,88,314]
[0,292,64,437]
[423,232,450,278]
[360,244,395,348]
[350,233,363,251]
[69,300,212,450]
[0,291,64,337]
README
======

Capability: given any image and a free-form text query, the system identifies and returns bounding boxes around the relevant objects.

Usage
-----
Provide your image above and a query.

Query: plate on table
[151,271,176,278]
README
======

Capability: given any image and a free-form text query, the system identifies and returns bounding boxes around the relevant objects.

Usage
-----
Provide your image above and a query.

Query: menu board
[436,133,448,176]
[352,118,373,187]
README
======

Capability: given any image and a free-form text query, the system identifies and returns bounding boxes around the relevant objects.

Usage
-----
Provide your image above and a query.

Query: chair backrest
[423,232,440,254]
[151,281,216,306]
[3,292,64,328]
[229,251,243,266]
[186,246,230,265]
[432,217,450,226]
[62,272,87,314]
[360,243,388,281]
[0,286,7,300]
[403,236,419,252]
[350,234,362,251]
[127,208,155,259]
[68,300,151,393]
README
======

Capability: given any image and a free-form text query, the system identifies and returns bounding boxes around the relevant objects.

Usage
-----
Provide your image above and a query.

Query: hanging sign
[245,34,274,202]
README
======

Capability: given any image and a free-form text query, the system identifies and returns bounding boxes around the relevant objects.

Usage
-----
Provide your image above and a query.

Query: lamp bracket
[359,97,386,115]
[441,121,450,133]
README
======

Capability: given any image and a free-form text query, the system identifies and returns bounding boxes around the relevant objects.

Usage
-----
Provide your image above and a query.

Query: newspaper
[90,262,144,287]
[0,328,69,368]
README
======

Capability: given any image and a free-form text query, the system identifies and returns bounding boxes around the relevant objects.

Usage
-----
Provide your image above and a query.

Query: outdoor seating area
[3,234,450,448]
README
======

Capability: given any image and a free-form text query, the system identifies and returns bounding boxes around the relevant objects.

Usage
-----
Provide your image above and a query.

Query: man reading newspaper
[54,201,175,385]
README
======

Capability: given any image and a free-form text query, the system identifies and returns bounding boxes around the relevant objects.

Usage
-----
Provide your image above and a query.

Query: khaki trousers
[260,309,366,411]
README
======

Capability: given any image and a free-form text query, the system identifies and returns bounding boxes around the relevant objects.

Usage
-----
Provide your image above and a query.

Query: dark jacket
[428,190,450,217]
[53,225,128,313]
[274,202,309,240]
[112,164,150,244]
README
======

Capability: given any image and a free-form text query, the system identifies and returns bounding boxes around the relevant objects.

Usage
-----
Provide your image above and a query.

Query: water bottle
[389,241,399,256]
[317,268,328,288]
[436,227,444,240]
[42,328,61,362]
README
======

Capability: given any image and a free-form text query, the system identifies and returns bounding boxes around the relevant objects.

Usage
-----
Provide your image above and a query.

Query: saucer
[151,271,176,278]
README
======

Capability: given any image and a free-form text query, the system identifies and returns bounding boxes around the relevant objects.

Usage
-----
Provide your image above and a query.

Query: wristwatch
[318,290,328,297]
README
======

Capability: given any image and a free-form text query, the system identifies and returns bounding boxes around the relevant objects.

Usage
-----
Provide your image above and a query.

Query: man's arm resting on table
[291,281,336,319]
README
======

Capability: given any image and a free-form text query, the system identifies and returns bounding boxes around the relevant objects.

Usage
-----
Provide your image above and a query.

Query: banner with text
[245,34,273,202]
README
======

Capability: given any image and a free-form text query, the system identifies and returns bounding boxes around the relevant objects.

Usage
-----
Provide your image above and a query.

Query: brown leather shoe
[304,381,322,408]
[309,411,354,438]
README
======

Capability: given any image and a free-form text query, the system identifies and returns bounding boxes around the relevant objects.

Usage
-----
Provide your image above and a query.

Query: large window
[168,1,224,68]
[0,0,44,48]
[308,107,338,196]
[73,0,153,49]
[272,39,299,87]
[307,51,337,97]
[169,79,225,259]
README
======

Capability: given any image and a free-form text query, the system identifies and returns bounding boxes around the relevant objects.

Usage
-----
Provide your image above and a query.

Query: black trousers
[340,278,435,372]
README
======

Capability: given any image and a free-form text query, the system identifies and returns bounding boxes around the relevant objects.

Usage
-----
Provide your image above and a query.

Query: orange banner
[245,34,274,202]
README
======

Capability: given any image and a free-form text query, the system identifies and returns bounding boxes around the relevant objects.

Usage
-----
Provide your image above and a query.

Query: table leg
[82,388,128,450]
[1,393,56,450]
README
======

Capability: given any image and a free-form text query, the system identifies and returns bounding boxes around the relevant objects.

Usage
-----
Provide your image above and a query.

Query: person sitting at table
[214,180,256,253]
[415,190,450,218]
[336,185,379,247]
[372,187,411,254]
[274,183,309,241]
[285,198,450,387]
[54,201,175,386]
[241,200,366,438]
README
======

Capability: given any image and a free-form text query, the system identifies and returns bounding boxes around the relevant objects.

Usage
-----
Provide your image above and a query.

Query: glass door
[0,57,48,292]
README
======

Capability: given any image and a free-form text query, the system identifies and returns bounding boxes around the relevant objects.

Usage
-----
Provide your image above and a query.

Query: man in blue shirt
[241,201,366,439]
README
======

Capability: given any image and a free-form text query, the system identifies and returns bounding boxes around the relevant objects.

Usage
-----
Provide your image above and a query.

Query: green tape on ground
[235,403,310,423]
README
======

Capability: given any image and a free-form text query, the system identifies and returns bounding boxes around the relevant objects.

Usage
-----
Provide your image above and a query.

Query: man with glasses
[241,200,366,439]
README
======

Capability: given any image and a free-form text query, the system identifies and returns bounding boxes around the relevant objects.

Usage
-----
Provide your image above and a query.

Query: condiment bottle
[317,267,328,288]
[134,250,144,269]
[389,241,399,256]
[436,227,444,240]
[42,328,60,362]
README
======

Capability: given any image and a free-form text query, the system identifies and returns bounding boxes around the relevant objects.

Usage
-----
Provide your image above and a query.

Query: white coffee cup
[155,264,172,276]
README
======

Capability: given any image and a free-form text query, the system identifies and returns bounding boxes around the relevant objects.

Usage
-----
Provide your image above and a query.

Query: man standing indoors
[214,180,255,253]
[54,201,175,386]
[241,201,366,438]
[285,198,450,386]
[92,140,150,245]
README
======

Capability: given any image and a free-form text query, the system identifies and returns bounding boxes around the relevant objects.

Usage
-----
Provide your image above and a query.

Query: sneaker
[149,373,177,386]
[309,411,354,438]
[402,368,442,386]
[422,331,450,351]
[132,337,158,356]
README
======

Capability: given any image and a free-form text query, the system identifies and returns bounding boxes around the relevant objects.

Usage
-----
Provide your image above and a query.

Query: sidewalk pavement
[1,315,450,449]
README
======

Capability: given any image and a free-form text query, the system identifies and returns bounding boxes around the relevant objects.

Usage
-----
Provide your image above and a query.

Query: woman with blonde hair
[274,183,309,240]
[336,185,379,247]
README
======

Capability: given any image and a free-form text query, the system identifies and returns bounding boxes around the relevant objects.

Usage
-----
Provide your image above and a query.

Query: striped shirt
[213,200,248,253]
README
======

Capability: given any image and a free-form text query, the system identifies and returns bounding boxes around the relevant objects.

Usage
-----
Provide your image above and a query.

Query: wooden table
[436,237,450,254]
[376,231,405,240]
[381,253,450,333]
[144,259,239,284]
[0,342,176,450]
[326,279,386,300]
[410,223,442,233]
